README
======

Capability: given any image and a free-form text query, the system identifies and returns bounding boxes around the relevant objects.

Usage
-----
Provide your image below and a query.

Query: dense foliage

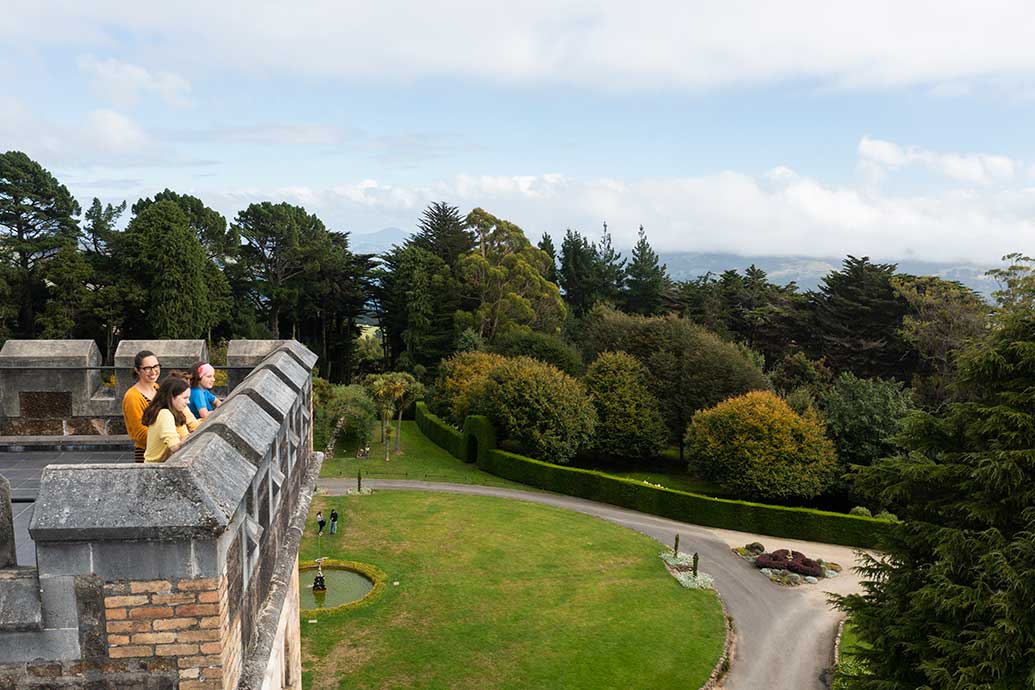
[417,404,890,548]
[312,379,378,451]
[835,266,1035,689]
[431,351,507,427]
[490,330,583,375]
[583,351,667,460]
[581,305,771,456]
[686,391,838,501]
[472,356,596,465]
[817,373,914,483]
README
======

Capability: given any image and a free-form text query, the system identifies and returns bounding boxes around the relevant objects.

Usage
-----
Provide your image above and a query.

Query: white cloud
[77,55,191,107]
[2,1,1032,93]
[859,137,1020,185]
[194,158,1035,265]
[0,97,204,168]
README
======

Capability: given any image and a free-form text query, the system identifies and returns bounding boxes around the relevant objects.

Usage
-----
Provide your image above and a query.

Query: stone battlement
[0,339,321,690]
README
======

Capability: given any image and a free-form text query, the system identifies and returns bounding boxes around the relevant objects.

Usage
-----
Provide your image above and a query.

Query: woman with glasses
[122,350,162,463]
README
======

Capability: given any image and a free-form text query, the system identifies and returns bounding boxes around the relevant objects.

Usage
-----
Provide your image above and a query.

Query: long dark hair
[132,350,157,381]
[141,376,189,427]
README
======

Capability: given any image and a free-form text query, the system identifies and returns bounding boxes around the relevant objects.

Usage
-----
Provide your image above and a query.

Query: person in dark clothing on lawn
[329,508,339,534]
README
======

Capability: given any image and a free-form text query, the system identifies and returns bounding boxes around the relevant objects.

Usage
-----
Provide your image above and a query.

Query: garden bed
[732,542,843,586]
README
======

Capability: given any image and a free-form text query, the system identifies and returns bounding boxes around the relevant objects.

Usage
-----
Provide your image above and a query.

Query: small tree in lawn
[364,373,407,447]
[393,373,425,452]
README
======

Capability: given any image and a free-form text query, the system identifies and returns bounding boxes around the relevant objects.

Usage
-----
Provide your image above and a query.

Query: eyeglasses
[138,364,161,373]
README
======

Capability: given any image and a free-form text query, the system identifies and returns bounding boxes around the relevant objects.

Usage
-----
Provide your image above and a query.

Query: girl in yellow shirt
[141,377,197,463]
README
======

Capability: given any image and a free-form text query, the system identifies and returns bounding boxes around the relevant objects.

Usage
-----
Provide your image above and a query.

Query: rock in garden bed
[732,543,842,586]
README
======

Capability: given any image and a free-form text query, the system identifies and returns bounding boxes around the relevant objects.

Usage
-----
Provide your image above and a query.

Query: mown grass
[319,420,527,489]
[299,491,726,690]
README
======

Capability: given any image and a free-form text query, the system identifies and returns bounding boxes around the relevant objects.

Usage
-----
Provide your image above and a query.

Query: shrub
[771,352,832,394]
[874,510,898,522]
[431,351,506,427]
[755,549,824,578]
[491,330,583,376]
[580,305,771,455]
[583,352,667,460]
[473,356,596,465]
[849,506,872,517]
[312,379,377,452]
[817,372,915,474]
[686,390,838,501]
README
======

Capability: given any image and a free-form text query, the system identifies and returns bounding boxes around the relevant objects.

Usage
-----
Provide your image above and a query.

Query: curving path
[317,478,867,690]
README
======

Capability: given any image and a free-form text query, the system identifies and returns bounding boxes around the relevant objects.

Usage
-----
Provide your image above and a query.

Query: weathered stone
[231,369,296,423]
[249,352,308,393]
[0,340,108,418]
[193,397,278,464]
[173,434,255,526]
[0,567,42,632]
[0,476,14,568]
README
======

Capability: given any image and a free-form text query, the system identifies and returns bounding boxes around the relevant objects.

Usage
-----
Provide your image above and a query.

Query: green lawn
[300,491,726,690]
[320,420,527,489]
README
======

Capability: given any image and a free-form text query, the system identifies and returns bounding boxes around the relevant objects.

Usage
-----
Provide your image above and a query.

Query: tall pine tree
[836,285,1035,688]
[623,225,667,315]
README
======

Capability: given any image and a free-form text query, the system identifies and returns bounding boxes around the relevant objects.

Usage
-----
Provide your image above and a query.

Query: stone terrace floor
[1,448,135,566]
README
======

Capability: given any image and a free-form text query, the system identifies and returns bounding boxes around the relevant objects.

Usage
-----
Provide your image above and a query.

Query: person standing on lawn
[316,511,326,535]
[329,508,339,534]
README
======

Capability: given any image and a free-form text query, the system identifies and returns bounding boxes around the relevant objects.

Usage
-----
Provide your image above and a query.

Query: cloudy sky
[3,1,1035,263]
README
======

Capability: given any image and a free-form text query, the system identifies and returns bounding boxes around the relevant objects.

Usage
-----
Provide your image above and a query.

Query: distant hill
[347,227,411,255]
[657,251,997,296]
[344,228,998,297]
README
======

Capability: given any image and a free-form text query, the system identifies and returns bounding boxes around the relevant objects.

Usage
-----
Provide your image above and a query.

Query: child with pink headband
[188,361,223,419]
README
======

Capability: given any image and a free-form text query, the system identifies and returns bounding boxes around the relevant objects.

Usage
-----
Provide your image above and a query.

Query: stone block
[251,352,308,393]
[39,575,78,628]
[89,540,217,581]
[35,543,92,577]
[30,464,229,542]
[0,340,104,417]
[196,396,278,464]
[0,476,15,568]
[230,369,295,422]
[0,567,42,632]
[0,629,79,662]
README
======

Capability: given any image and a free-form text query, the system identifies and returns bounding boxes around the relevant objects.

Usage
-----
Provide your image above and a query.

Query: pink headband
[198,363,215,377]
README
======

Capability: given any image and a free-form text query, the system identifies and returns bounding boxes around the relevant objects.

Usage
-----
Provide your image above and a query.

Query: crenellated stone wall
[0,339,211,437]
[0,340,321,690]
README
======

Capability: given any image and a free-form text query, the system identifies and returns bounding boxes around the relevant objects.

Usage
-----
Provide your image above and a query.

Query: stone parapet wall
[0,340,320,689]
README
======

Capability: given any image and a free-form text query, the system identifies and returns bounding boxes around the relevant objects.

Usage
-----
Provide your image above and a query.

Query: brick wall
[103,577,233,690]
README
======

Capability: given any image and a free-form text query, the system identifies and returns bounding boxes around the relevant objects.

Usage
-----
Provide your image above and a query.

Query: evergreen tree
[116,201,212,338]
[132,190,237,266]
[810,256,913,380]
[623,225,667,315]
[0,151,81,336]
[233,202,325,336]
[558,228,599,316]
[836,281,1035,689]
[410,201,474,271]
[595,224,626,303]
[537,232,557,283]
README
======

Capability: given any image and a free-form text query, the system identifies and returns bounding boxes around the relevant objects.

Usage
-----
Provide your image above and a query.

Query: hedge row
[416,402,465,460]
[415,403,889,548]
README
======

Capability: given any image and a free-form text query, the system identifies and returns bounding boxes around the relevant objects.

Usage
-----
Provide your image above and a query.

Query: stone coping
[26,342,315,543]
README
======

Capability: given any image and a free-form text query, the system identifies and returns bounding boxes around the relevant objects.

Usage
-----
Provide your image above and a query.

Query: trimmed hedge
[415,402,464,460]
[416,402,889,548]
